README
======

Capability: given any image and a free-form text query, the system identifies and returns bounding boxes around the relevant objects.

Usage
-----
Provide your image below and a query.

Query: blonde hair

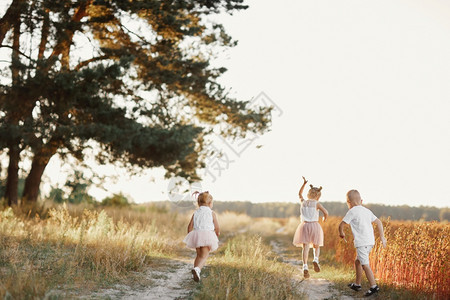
[307,184,322,200]
[346,189,360,204]
[193,191,213,206]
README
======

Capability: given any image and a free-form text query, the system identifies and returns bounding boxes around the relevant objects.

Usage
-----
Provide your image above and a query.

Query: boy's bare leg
[355,259,363,285]
[362,264,376,286]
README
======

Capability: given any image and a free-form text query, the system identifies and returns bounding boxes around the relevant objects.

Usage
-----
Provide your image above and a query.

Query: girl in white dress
[293,177,329,278]
[183,191,220,282]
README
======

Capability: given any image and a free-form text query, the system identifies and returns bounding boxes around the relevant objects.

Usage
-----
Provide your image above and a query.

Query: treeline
[155,200,450,222]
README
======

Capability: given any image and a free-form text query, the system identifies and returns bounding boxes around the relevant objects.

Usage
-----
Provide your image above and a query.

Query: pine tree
[0,0,271,204]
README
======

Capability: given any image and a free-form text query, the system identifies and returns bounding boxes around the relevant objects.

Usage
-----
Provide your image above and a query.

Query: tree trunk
[0,0,24,45]
[5,145,20,206]
[22,141,59,203]
[22,158,46,203]
[4,1,22,206]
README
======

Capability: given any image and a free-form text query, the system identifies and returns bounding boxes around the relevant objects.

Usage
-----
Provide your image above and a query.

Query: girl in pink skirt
[293,177,329,278]
[183,191,220,282]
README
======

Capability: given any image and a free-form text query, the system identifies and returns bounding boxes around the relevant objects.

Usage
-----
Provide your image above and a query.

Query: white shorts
[356,245,373,265]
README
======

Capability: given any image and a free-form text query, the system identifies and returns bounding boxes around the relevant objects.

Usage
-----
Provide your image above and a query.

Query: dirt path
[270,239,355,300]
[82,234,355,300]
[85,255,196,300]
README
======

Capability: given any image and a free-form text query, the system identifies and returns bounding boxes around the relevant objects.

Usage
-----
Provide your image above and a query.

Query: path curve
[270,240,355,300]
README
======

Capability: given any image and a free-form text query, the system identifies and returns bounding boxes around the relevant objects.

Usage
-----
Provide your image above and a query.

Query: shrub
[101,193,131,207]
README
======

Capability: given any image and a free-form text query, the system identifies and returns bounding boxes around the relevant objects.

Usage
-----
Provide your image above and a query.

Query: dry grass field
[0,204,448,299]
[0,203,185,298]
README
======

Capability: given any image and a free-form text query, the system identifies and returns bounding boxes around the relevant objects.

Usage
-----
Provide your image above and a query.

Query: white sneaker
[313,259,321,272]
[191,267,201,282]
[303,264,310,278]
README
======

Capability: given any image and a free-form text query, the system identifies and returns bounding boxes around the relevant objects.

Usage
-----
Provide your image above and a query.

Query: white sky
[191,0,450,208]
[4,0,450,207]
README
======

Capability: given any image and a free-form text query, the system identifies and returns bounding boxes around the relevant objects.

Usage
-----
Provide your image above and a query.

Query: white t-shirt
[193,206,215,231]
[342,205,378,248]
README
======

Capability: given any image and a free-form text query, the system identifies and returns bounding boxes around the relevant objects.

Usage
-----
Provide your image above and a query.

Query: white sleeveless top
[193,206,215,231]
[300,200,319,222]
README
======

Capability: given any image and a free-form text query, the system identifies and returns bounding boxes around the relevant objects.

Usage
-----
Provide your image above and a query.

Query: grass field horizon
[149,199,450,222]
[0,202,448,299]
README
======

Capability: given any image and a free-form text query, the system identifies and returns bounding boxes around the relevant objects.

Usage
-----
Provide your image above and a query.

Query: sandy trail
[85,256,195,300]
[270,239,355,300]
[83,234,355,299]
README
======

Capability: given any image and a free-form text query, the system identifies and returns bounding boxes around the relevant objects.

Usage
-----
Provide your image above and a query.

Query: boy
[338,190,387,297]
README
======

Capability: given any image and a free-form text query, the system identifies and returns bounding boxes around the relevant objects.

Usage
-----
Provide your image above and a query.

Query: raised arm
[212,212,220,237]
[299,176,308,201]
[187,214,194,233]
[317,203,329,221]
[373,218,387,248]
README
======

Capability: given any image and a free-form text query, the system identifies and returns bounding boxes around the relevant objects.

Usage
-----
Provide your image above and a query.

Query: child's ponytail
[307,185,322,200]
[192,191,200,201]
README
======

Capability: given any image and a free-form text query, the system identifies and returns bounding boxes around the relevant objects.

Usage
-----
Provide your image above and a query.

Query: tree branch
[44,0,93,72]
[120,24,152,46]
[74,55,111,71]
[0,44,34,61]
[38,8,50,60]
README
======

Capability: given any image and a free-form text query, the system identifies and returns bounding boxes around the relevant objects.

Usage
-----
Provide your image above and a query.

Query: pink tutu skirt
[183,230,219,252]
[293,221,324,247]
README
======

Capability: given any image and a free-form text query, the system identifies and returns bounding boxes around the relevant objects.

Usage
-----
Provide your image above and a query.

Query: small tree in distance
[47,170,95,204]
[101,193,131,207]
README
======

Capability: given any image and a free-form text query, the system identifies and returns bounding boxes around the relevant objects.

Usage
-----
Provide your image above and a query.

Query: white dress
[183,206,219,251]
[293,200,324,247]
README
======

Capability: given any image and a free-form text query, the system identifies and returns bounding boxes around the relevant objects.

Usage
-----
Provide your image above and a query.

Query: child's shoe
[348,283,362,291]
[364,285,379,297]
[191,267,201,282]
[312,259,320,272]
[303,265,310,278]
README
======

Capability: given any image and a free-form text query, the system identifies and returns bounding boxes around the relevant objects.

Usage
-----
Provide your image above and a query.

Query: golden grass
[216,212,252,233]
[217,211,284,236]
[308,216,450,299]
[0,203,188,298]
[194,234,305,299]
[371,221,449,298]
[190,212,304,299]
[275,216,443,299]
[2,203,447,299]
